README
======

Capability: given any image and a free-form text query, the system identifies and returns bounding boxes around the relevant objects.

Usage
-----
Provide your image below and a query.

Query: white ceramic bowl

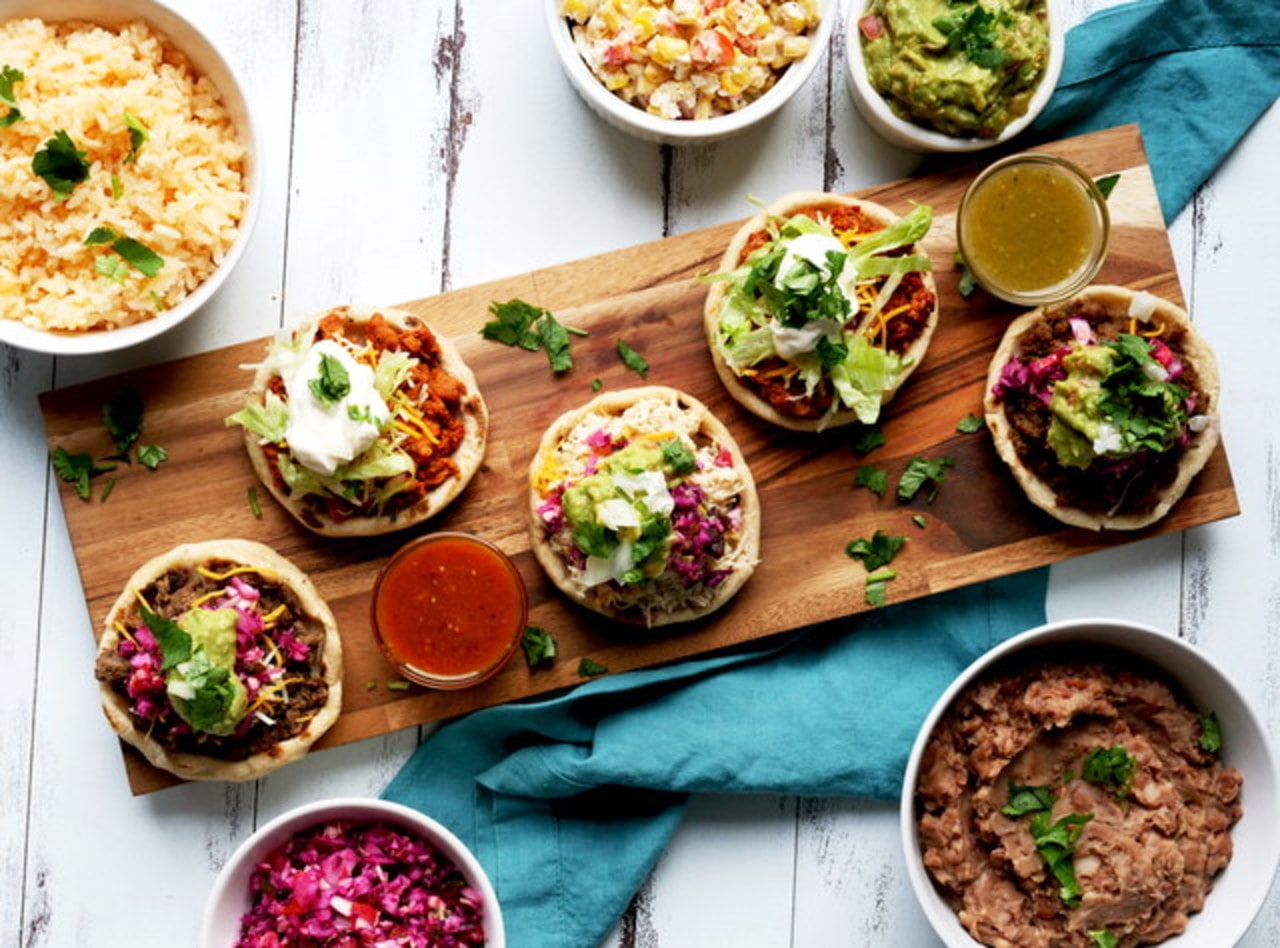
[201,797,506,948]
[846,0,1064,153]
[901,618,1279,947]
[0,0,260,356]
[545,0,836,146]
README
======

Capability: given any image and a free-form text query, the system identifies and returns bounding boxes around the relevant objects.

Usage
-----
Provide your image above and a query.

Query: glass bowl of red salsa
[371,532,527,689]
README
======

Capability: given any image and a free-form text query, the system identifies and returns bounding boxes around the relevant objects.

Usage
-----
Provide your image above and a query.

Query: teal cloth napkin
[1029,0,1280,222]
[385,3,1280,945]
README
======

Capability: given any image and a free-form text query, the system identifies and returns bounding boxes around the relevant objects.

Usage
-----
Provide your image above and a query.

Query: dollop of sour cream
[771,232,852,358]
[282,339,390,476]
[775,232,847,285]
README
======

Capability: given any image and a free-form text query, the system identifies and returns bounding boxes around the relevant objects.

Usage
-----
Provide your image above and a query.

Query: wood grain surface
[40,125,1237,795]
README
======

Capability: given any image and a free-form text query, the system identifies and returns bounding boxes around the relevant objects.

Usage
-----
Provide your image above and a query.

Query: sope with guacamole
[858,0,1050,139]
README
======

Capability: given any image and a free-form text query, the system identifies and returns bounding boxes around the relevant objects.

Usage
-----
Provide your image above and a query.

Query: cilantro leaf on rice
[32,130,90,199]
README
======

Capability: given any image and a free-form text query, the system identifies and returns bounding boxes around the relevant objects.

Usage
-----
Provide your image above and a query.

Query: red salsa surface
[373,535,524,682]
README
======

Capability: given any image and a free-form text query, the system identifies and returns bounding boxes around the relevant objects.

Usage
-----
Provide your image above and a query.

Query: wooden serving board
[41,125,1238,795]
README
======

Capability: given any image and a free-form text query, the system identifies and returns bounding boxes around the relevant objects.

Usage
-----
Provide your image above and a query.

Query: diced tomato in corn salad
[562,0,821,120]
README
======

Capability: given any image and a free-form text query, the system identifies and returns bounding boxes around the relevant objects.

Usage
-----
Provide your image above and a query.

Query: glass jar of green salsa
[956,153,1111,305]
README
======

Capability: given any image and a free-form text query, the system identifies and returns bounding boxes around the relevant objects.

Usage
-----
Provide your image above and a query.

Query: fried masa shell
[239,305,488,537]
[704,191,939,431]
[984,285,1221,531]
[528,385,761,627]
[95,539,342,782]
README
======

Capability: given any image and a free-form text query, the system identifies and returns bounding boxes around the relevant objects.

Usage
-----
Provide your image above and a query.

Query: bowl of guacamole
[846,0,1062,152]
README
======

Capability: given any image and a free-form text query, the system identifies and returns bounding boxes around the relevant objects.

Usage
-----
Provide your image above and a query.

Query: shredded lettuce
[846,204,933,263]
[225,391,289,443]
[829,336,903,424]
[373,349,416,400]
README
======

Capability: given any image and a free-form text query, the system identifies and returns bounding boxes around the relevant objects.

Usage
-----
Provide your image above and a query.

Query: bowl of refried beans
[902,617,1279,948]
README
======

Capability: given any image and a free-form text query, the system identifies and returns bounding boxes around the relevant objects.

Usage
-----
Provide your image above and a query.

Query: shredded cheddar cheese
[197,565,278,582]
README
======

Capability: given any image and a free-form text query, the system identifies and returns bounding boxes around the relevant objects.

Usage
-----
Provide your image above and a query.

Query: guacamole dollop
[860,0,1050,138]
[166,607,248,736]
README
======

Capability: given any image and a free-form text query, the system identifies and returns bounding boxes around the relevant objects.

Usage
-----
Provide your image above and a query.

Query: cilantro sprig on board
[482,298,582,375]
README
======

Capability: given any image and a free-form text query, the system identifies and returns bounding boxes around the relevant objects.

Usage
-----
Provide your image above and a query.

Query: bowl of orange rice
[0,0,259,355]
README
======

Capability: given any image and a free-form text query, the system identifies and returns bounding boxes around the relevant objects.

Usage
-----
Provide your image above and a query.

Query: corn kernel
[648,35,690,67]
[719,65,752,96]
[775,2,808,34]
[781,35,810,60]
[630,7,657,42]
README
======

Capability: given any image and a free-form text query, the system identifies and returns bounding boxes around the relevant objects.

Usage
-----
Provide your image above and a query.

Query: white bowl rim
[846,0,1065,153]
[900,616,1280,947]
[545,0,837,144]
[0,0,262,356]
[200,796,506,948]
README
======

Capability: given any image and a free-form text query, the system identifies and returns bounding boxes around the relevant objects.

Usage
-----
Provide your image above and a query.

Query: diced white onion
[597,498,641,530]
[1128,291,1158,322]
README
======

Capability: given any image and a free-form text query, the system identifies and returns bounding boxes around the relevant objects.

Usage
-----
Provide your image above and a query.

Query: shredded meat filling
[996,301,1207,519]
[269,311,470,525]
[93,562,329,761]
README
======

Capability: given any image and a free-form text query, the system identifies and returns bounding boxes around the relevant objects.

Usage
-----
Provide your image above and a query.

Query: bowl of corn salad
[547,0,834,145]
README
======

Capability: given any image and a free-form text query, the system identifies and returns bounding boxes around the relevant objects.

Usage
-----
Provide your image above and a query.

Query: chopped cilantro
[483,299,580,375]
[521,626,557,668]
[99,475,117,502]
[953,251,978,298]
[850,424,886,455]
[1198,711,1222,754]
[1001,783,1056,818]
[87,228,164,279]
[912,514,927,529]
[1089,930,1118,948]
[33,130,90,200]
[815,335,848,368]
[661,438,696,475]
[0,64,22,126]
[1082,745,1137,799]
[616,338,649,377]
[50,446,115,501]
[247,485,262,519]
[386,680,412,692]
[956,413,984,434]
[1094,174,1121,200]
[577,657,608,677]
[865,581,887,607]
[933,4,1012,70]
[84,226,118,246]
[844,529,907,572]
[481,299,543,351]
[1030,811,1093,906]
[122,111,148,162]
[95,253,129,284]
[591,378,603,392]
[538,311,573,374]
[898,456,955,502]
[365,679,377,691]
[1102,336,1193,455]
[140,605,191,671]
[137,444,167,470]
[866,567,896,582]
[102,390,144,459]
[111,237,164,277]
[309,353,351,405]
[854,465,888,497]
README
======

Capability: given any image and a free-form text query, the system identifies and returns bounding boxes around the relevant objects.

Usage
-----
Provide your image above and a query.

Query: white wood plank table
[1,1,1276,944]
